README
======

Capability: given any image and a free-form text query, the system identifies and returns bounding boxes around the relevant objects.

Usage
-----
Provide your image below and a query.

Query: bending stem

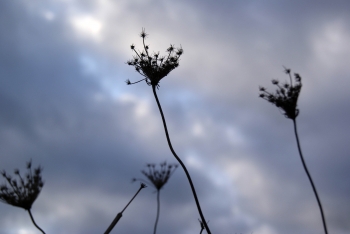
[154,190,160,234]
[293,119,328,234]
[152,85,211,234]
[27,209,45,234]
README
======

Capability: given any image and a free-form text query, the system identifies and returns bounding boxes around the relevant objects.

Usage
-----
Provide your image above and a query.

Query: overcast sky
[1,1,350,234]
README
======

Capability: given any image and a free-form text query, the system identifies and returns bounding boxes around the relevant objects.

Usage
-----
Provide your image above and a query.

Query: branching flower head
[133,162,178,190]
[0,160,44,210]
[259,67,302,119]
[126,28,183,88]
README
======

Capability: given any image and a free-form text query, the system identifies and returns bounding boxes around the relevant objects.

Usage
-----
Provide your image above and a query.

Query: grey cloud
[1,0,350,234]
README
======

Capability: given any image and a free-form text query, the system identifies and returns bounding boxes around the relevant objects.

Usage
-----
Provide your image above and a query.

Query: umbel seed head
[259,67,302,120]
[0,160,44,210]
[126,28,183,88]
[133,162,178,190]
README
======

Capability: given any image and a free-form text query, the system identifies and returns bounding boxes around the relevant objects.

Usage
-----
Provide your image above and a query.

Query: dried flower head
[259,67,302,120]
[0,160,44,210]
[133,162,178,190]
[126,29,183,88]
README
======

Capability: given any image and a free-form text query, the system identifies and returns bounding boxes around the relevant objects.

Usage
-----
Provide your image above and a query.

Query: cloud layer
[1,1,350,234]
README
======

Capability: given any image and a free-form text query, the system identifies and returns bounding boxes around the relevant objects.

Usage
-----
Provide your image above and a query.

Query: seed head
[283,66,291,74]
[259,68,302,120]
[126,29,183,88]
[133,162,178,190]
[0,160,44,210]
[140,28,148,38]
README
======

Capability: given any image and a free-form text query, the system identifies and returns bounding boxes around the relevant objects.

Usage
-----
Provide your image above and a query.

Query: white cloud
[311,19,350,72]
[43,10,55,21]
[70,15,103,41]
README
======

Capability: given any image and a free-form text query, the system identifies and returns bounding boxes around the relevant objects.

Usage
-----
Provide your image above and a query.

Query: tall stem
[154,190,160,234]
[292,119,328,234]
[27,209,45,234]
[152,85,211,234]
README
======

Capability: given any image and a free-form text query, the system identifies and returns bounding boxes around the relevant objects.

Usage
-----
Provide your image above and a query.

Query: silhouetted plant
[259,67,328,234]
[133,162,178,234]
[0,159,45,234]
[126,28,211,234]
[104,183,147,234]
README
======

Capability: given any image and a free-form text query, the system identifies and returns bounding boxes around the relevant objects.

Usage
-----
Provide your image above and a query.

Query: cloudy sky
[1,0,350,234]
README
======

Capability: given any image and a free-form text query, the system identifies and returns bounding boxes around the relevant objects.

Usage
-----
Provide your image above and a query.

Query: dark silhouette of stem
[154,190,160,234]
[293,119,328,234]
[104,184,146,234]
[198,218,209,234]
[152,85,211,234]
[200,225,204,234]
[27,209,45,234]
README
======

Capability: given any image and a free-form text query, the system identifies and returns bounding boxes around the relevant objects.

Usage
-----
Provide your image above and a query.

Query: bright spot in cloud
[191,122,204,137]
[185,151,204,170]
[71,15,103,40]
[312,20,350,70]
[43,10,55,21]
[18,229,36,234]
[226,126,246,145]
[79,55,98,75]
[119,94,151,119]
[118,94,158,137]
[254,224,278,234]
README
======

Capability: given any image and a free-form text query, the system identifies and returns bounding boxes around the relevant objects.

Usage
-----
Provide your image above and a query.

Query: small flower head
[140,183,147,189]
[272,79,279,85]
[259,68,302,119]
[0,160,44,210]
[140,28,148,39]
[133,162,178,190]
[283,66,291,74]
[126,29,183,88]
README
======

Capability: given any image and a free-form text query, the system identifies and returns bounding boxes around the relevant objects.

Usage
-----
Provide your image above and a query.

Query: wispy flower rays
[0,160,46,234]
[134,162,178,190]
[259,67,302,120]
[126,28,183,88]
[0,160,44,211]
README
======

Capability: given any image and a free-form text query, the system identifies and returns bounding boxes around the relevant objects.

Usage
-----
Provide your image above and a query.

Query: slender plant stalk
[198,218,209,234]
[27,209,45,234]
[152,85,211,234]
[104,184,146,234]
[293,119,328,234]
[153,190,160,234]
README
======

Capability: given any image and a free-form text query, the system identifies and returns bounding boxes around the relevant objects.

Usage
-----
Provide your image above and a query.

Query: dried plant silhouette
[104,183,147,234]
[0,160,45,234]
[126,28,211,233]
[259,67,328,234]
[133,162,178,234]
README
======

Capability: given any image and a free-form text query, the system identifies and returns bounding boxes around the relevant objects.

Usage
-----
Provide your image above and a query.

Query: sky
[0,0,350,234]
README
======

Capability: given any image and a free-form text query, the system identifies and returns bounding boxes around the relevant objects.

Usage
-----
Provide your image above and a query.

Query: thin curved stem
[27,209,45,234]
[152,85,211,234]
[154,190,160,234]
[292,119,328,234]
